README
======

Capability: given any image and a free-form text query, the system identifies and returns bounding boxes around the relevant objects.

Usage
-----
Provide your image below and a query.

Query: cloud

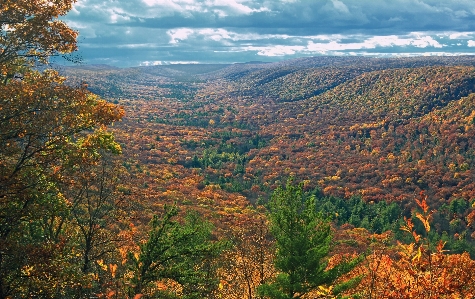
[245,45,306,56]
[60,0,475,66]
[449,32,474,39]
[138,0,270,18]
[331,0,350,14]
[168,28,195,44]
[208,0,270,16]
[409,34,443,48]
[140,60,200,65]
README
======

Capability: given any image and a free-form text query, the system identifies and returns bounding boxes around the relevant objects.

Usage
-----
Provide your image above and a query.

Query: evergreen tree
[258,179,360,299]
[128,205,227,298]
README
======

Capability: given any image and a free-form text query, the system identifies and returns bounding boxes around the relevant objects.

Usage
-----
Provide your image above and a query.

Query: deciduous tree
[0,1,124,297]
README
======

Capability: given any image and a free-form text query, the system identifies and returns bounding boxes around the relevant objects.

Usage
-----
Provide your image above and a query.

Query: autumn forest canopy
[4,0,475,298]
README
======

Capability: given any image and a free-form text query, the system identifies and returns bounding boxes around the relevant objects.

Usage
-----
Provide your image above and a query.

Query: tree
[357,192,475,298]
[0,0,78,69]
[62,147,126,274]
[127,205,227,299]
[0,1,124,297]
[258,179,360,299]
[219,215,275,299]
[0,69,124,298]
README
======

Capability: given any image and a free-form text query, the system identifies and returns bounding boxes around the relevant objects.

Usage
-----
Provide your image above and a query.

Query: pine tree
[258,179,361,299]
[128,205,227,298]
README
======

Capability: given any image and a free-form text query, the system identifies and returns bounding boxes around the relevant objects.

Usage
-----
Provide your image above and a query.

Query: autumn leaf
[109,264,117,278]
[415,192,429,213]
[436,240,447,253]
[415,213,431,233]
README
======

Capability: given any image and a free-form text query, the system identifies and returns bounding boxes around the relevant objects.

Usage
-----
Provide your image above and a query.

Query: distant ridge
[48,64,120,72]
[235,61,270,64]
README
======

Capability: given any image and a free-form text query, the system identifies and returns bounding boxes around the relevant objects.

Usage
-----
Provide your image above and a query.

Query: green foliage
[128,205,228,298]
[258,179,360,299]
[308,193,404,234]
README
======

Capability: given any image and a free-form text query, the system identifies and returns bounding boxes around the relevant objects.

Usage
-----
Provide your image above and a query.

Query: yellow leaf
[412,246,422,261]
[96,259,108,271]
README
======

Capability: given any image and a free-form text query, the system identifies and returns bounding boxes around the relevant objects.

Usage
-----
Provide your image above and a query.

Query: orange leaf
[436,240,446,253]
[416,213,430,232]
[412,231,421,243]
[415,191,429,213]
[109,263,117,278]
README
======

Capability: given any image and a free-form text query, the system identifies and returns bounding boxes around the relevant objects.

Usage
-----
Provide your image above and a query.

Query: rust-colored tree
[219,215,275,299]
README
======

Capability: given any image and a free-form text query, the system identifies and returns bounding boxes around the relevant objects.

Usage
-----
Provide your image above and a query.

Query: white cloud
[109,8,131,23]
[302,33,445,55]
[140,60,164,66]
[209,0,261,15]
[166,27,297,44]
[221,0,270,14]
[142,0,189,9]
[140,60,200,65]
[137,0,205,18]
[168,28,195,43]
[331,0,350,14]
[468,40,475,47]
[247,45,306,56]
[364,35,412,47]
[199,28,231,41]
[140,0,268,17]
[306,41,359,53]
[411,35,443,48]
[117,43,159,49]
[449,32,473,39]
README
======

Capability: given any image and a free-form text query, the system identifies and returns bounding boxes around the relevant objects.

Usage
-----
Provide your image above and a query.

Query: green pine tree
[258,179,361,299]
[128,204,227,298]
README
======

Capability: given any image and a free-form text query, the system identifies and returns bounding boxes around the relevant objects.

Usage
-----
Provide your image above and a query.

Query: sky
[62,0,475,67]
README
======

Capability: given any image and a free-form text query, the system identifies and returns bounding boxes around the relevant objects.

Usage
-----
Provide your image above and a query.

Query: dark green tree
[128,205,227,298]
[258,179,361,299]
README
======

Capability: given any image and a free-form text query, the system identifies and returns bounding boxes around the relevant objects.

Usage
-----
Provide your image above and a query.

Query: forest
[3,1,475,298]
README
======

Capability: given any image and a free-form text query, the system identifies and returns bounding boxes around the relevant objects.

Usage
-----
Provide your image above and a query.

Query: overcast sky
[62,0,475,67]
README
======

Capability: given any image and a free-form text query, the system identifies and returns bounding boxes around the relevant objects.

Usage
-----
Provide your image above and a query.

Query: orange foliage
[352,193,475,298]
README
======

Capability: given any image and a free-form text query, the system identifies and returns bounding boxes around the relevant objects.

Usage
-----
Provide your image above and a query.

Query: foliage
[258,179,361,299]
[0,0,78,68]
[218,215,276,299]
[355,192,475,298]
[59,55,475,298]
[0,1,126,297]
[127,204,228,298]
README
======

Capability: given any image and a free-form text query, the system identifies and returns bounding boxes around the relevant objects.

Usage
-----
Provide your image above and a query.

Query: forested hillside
[71,57,475,210]
[59,55,475,296]
[4,2,475,295]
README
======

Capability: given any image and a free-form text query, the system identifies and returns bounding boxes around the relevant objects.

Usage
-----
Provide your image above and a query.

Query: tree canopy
[0,1,124,297]
[0,0,77,68]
